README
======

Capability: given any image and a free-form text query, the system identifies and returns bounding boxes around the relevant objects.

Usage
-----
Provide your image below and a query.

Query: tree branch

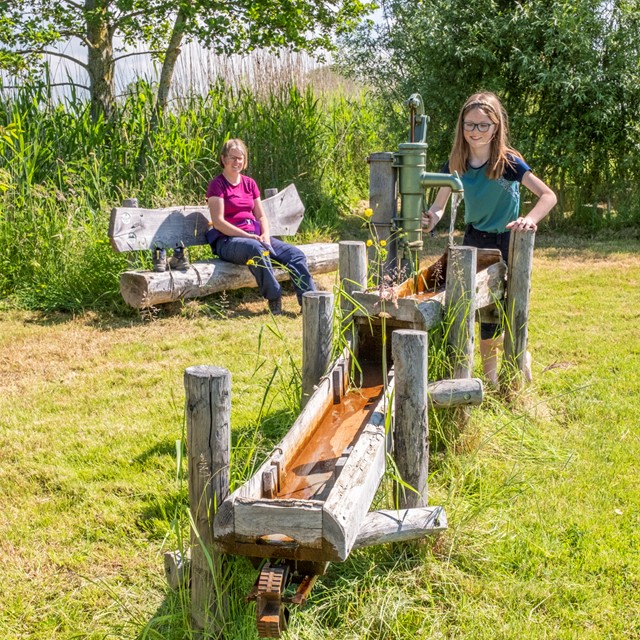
[2,81,90,91]
[62,0,86,11]
[13,48,90,71]
[113,49,165,63]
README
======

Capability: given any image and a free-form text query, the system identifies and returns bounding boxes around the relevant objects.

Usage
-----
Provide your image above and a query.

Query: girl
[423,92,557,385]
[206,139,317,315]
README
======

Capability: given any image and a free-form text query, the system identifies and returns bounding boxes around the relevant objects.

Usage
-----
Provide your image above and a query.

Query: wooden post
[368,152,398,276]
[338,240,368,321]
[184,366,231,636]
[503,229,535,388]
[445,246,477,432]
[301,291,334,408]
[338,241,368,358]
[392,329,429,509]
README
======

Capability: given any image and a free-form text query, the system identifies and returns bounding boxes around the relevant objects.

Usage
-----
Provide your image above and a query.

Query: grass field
[0,233,638,639]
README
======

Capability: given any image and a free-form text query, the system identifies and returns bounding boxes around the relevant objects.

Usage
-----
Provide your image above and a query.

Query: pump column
[394,142,428,275]
[368,152,398,280]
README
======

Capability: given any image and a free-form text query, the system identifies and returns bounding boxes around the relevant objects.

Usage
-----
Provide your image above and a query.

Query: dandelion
[366,239,373,247]
[246,258,255,266]
[262,250,270,256]
[379,240,387,247]
[364,208,373,218]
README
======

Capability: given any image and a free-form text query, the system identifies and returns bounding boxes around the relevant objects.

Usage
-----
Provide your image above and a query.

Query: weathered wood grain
[323,374,394,561]
[119,242,338,308]
[353,506,448,549]
[503,230,535,386]
[109,183,304,252]
[184,365,231,633]
[445,246,477,380]
[427,378,484,408]
[302,291,334,407]
[233,498,324,548]
[475,261,507,310]
[392,330,429,508]
[164,549,190,590]
[445,246,477,433]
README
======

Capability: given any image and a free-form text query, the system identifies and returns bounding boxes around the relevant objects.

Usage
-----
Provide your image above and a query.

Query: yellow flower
[262,250,270,256]
[246,258,255,266]
[364,208,373,218]
[366,239,373,247]
[379,240,387,247]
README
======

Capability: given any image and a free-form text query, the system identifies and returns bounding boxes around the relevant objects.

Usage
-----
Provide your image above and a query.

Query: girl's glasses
[463,121,495,133]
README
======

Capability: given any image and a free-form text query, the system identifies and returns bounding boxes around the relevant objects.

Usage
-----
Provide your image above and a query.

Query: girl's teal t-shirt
[443,155,531,233]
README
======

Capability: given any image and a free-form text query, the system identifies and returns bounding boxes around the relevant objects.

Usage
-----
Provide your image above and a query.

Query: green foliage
[338,0,640,230]
[1,0,376,120]
[0,79,382,312]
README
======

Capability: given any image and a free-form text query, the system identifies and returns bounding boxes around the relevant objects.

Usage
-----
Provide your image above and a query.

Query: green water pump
[393,94,463,274]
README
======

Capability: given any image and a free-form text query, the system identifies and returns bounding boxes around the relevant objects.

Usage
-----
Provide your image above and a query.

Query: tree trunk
[156,3,191,115]
[85,0,116,121]
[137,3,191,177]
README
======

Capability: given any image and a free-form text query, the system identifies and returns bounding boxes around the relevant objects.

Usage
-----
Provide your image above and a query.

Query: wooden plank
[233,498,324,548]
[475,261,507,310]
[353,506,447,549]
[119,242,338,308]
[109,183,304,252]
[322,374,394,561]
[351,291,424,324]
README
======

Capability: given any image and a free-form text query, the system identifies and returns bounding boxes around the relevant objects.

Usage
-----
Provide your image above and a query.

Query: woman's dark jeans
[213,236,316,303]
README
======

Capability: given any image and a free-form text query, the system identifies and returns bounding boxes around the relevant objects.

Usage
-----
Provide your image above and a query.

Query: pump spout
[420,170,463,193]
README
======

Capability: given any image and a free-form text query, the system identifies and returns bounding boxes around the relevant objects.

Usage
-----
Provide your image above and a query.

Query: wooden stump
[185,366,231,636]
[503,230,535,389]
[392,329,429,508]
[445,246,477,432]
[338,240,368,323]
[301,291,335,408]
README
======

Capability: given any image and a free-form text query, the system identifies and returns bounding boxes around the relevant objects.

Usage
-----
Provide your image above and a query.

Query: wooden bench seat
[108,184,338,309]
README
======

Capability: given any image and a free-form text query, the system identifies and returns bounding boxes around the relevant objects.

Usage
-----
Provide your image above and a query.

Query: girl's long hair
[449,92,522,180]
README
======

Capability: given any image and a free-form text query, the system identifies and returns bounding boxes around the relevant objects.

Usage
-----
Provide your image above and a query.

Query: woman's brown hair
[219,138,249,170]
[449,92,522,180]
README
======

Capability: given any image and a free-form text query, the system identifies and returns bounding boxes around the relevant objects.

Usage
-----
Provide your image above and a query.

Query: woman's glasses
[463,121,495,133]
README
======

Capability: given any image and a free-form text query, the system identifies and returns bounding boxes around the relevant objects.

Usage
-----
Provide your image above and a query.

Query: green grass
[0,235,638,639]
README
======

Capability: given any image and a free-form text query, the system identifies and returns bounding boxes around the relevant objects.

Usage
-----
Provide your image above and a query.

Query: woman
[423,92,557,385]
[206,139,316,314]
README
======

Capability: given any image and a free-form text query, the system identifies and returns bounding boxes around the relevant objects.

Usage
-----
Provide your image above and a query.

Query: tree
[1,0,375,121]
[338,0,640,212]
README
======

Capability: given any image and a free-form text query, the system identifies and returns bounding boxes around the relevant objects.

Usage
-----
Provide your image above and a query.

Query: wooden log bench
[108,184,339,309]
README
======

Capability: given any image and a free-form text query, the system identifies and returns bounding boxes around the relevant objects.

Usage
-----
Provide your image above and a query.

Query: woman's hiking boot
[168,243,190,270]
[152,248,167,272]
[268,297,283,315]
